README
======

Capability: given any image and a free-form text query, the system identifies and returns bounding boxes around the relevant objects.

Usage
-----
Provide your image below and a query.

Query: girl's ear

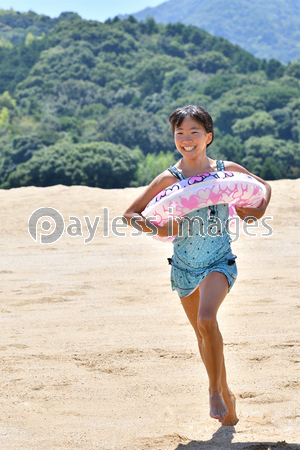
[206,132,213,145]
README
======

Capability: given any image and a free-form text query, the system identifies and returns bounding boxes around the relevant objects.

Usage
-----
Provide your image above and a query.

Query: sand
[0,179,299,450]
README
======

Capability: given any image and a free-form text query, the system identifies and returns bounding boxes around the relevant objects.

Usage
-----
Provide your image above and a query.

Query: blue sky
[0,0,164,22]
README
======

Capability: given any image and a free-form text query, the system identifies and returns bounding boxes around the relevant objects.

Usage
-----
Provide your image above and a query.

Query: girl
[124,105,271,426]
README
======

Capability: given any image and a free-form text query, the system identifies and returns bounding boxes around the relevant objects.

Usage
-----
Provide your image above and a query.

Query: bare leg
[219,353,238,426]
[180,272,238,425]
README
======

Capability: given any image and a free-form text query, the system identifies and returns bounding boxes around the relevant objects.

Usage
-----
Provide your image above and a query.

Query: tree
[132,55,180,96]
[260,156,282,180]
[0,107,9,127]
[210,133,244,163]
[286,62,300,80]
[97,108,173,154]
[0,37,13,49]
[196,51,230,73]
[261,85,299,111]
[214,93,265,132]
[0,91,16,109]
[90,62,118,87]
[11,134,43,164]
[163,69,189,91]
[265,58,285,79]
[203,75,238,99]
[25,32,35,46]
[134,150,175,185]
[4,141,140,188]
[243,136,300,179]
[269,108,293,140]
[139,16,159,35]
[232,111,277,141]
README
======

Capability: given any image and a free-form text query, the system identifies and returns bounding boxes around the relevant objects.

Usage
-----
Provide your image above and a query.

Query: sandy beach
[0,179,299,449]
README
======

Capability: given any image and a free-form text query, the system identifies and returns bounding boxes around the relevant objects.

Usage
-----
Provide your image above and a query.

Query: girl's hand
[156,222,169,237]
[224,161,271,222]
[156,219,179,237]
[235,198,268,221]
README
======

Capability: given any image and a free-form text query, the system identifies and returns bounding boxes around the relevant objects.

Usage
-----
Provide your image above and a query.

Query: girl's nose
[182,136,192,143]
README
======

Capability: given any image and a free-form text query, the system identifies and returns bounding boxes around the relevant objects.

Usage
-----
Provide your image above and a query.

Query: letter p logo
[28,207,65,244]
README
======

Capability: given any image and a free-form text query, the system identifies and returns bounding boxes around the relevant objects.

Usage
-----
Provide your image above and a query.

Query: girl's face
[174,116,212,159]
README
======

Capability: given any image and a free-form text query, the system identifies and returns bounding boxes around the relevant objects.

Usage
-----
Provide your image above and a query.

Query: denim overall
[167,160,237,298]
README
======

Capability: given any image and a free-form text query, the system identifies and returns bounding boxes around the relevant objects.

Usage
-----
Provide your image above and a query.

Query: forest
[0,11,299,189]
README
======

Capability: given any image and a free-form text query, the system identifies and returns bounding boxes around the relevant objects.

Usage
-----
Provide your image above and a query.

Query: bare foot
[221,391,239,426]
[209,391,228,422]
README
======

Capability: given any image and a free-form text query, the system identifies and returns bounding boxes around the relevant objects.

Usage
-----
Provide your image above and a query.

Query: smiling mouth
[183,146,195,152]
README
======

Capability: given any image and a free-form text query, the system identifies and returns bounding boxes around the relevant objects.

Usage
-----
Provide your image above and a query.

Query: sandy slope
[0,179,299,449]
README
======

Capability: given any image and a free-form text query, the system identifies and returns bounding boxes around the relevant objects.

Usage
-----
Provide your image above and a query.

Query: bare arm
[225,161,272,220]
[123,170,179,234]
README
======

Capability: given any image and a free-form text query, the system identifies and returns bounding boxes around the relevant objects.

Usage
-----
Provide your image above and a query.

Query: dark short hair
[168,105,214,147]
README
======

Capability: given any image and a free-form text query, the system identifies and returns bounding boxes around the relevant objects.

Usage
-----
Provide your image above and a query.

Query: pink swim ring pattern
[142,171,266,235]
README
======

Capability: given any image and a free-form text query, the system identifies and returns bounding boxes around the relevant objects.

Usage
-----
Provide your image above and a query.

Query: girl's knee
[197,315,218,335]
[195,330,203,344]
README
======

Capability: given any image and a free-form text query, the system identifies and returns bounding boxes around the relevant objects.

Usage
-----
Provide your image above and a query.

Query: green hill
[0,14,299,189]
[130,0,300,64]
[0,9,80,45]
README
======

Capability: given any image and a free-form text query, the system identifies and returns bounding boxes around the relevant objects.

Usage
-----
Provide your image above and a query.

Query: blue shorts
[169,250,238,298]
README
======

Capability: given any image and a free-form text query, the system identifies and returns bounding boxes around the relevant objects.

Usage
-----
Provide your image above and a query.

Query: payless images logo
[28,207,274,244]
[28,207,65,244]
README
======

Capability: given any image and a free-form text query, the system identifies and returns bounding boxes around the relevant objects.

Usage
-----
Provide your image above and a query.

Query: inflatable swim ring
[141,171,266,242]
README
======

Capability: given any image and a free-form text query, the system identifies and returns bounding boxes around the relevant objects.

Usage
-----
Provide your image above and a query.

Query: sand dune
[0,179,299,449]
